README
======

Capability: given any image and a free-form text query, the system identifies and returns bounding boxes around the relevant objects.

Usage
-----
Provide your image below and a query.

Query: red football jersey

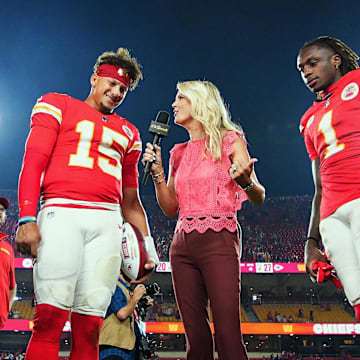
[300,68,360,220]
[19,93,142,217]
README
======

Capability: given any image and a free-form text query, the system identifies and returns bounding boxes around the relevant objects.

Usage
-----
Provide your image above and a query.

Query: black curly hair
[93,48,143,91]
[300,36,359,76]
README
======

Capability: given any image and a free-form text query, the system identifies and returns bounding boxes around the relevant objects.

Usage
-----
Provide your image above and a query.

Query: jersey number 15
[69,120,127,180]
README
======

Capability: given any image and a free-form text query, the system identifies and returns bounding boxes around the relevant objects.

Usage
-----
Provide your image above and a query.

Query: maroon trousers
[170,228,248,360]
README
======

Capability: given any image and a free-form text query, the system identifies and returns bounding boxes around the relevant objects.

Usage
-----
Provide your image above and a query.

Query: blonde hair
[177,80,243,160]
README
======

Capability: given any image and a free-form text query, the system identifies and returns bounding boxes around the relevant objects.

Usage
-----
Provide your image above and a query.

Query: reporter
[142,80,265,360]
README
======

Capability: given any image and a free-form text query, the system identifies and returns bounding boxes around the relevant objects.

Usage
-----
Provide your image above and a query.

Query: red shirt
[19,93,142,217]
[0,233,16,328]
[300,68,360,220]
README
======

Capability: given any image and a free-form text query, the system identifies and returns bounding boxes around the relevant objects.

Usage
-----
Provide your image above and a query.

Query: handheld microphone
[142,111,170,185]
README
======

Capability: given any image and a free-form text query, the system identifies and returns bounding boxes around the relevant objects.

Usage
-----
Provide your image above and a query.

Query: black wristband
[18,219,37,226]
[305,236,321,244]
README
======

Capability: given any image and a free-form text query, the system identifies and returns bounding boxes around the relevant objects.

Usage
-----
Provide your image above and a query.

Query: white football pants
[320,197,360,306]
[34,202,123,317]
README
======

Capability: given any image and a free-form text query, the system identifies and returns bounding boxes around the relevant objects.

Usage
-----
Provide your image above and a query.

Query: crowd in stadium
[0,351,303,360]
[1,189,311,263]
[0,353,24,360]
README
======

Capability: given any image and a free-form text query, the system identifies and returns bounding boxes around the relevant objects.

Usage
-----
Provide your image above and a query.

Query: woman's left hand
[229,158,258,188]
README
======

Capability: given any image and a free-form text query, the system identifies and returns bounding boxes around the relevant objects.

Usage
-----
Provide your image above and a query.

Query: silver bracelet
[154,177,165,184]
[241,181,254,192]
[152,170,164,178]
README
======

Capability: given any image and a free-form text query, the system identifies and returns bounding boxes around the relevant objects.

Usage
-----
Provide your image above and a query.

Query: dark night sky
[1,0,360,196]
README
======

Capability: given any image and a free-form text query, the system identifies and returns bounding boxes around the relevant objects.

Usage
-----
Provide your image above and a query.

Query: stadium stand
[253,304,355,323]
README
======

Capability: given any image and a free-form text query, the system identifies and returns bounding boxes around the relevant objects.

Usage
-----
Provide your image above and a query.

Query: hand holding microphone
[142,143,163,176]
[142,111,170,185]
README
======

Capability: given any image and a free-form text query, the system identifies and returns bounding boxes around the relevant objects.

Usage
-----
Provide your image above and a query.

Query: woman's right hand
[141,143,163,175]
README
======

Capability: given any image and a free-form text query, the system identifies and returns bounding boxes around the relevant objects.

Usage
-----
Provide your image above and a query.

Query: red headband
[96,64,131,88]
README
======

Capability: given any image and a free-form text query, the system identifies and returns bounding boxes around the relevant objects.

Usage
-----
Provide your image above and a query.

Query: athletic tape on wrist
[144,235,160,266]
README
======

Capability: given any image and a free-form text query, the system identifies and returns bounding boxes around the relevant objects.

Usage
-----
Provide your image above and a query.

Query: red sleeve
[9,247,15,289]
[303,130,319,161]
[18,94,61,217]
[122,126,141,188]
[122,150,141,188]
[300,109,319,161]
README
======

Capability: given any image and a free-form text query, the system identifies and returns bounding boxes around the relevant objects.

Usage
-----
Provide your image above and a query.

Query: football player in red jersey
[297,36,360,320]
[15,48,159,360]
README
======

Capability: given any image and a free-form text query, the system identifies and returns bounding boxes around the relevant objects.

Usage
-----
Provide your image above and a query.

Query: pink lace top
[169,130,248,233]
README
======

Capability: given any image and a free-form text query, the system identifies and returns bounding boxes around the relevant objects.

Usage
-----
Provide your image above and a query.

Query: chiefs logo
[341,82,359,101]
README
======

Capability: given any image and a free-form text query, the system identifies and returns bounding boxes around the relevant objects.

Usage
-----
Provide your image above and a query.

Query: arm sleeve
[122,150,141,188]
[223,130,246,158]
[304,131,319,161]
[18,95,61,217]
[9,247,16,289]
[300,112,319,161]
[122,127,141,188]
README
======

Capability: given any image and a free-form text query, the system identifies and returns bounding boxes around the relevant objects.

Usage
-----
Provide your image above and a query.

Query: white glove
[144,235,160,267]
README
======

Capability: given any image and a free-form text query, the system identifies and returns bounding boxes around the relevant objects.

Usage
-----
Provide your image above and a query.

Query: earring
[335,64,339,69]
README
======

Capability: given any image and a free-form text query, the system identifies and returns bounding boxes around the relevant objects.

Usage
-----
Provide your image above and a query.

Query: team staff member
[16,48,159,360]
[297,36,360,319]
[0,196,16,329]
[142,80,265,360]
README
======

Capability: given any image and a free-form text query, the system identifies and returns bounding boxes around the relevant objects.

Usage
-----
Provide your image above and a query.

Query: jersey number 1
[318,110,345,159]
